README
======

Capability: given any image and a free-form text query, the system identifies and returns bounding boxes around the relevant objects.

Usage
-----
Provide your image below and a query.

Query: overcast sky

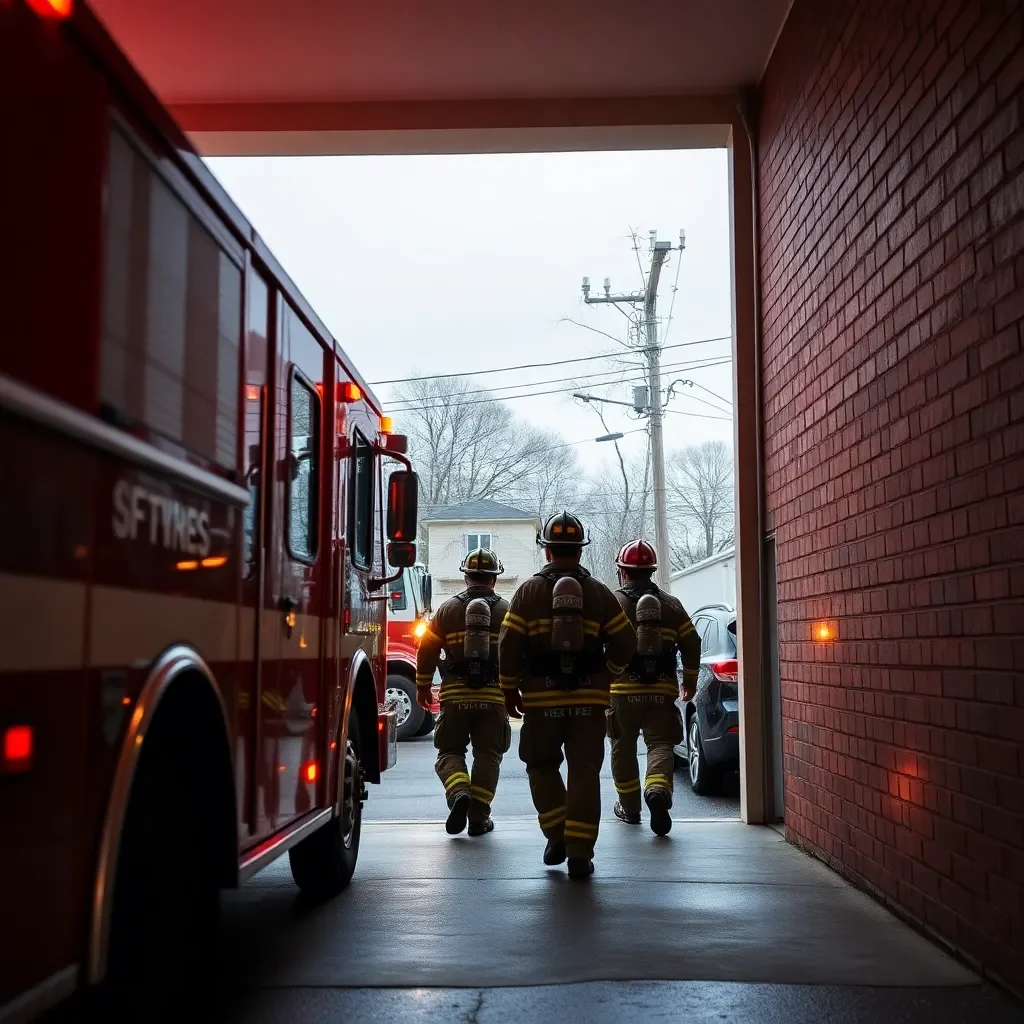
[205,148,734,473]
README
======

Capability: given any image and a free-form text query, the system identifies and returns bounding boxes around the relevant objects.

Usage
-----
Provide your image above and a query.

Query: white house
[421,498,542,601]
[668,546,736,615]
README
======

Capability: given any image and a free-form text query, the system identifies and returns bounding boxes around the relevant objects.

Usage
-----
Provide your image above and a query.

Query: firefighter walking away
[607,539,701,835]
[499,511,636,878]
[416,547,512,836]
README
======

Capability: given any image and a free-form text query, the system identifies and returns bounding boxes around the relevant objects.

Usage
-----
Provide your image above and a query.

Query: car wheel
[688,714,719,795]
[412,711,435,737]
[289,709,363,896]
[386,674,425,740]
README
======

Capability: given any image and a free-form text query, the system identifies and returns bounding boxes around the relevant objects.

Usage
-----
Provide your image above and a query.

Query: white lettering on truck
[111,480,211,557]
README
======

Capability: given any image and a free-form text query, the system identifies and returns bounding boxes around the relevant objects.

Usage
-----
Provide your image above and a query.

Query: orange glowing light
[27,0,74,20]
[330,741,337,750]
[304,761,319,784]
[201,555,228,568]
[176,560,199,571]
[4,725,33,764]
[338,381,362,403]
[813,622,834,642]
[121,696,131,706]
[245,384,261,402]
[380,415,394,434]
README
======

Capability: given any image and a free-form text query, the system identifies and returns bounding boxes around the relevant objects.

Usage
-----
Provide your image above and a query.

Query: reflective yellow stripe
[606,660,627,675]
[677,622,696,637]
[444,772,471,791]
[610,682,678,697]
[415,675,433,685]
[471,785,495,802]
[659,627,677,639]
[539,805,567,827]
[502,614,526,635]
[614,779,641,794]
[604,610,630,634]
[645,774,672,789]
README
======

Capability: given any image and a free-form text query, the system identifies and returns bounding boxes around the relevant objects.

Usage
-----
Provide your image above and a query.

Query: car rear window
[725,618,738,657]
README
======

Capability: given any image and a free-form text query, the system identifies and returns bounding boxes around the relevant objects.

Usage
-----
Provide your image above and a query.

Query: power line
[383,355,730,409]
[369,334,732,386]
[387,358,733,414]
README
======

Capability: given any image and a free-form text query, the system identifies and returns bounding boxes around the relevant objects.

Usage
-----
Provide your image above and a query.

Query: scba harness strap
[618,584,676,683]
[447,590,503,689]
[528,567,602,690]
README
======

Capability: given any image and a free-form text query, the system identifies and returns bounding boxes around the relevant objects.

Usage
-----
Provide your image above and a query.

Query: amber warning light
[813,622,836,642]
[3,724,34,774]
[338,382,362,403]
[27,0,74,19]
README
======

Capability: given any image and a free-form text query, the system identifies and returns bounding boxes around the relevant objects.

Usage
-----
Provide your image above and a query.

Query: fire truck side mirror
[387,541,417,568]
[387,469,419,543]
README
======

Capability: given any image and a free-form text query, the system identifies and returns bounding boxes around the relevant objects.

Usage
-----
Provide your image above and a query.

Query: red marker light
[27,0,74,19]
[304,761,318,783]
[3,725,34,774]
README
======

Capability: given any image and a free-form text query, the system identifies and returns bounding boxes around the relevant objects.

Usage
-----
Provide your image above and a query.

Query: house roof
[668,545,736,581]
[422,498,538,523]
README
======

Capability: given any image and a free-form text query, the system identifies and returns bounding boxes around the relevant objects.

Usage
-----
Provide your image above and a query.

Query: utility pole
[580,230,684,584]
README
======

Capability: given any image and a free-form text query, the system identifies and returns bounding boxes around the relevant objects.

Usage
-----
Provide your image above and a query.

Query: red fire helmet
[615,539,658,570]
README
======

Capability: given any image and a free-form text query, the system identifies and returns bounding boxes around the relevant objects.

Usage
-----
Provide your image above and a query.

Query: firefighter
[415,547,511,837]
[498,511,637,879]
[607,539,701,836]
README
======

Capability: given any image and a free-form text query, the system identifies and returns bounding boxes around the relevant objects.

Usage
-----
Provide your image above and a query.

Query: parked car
[674,603,739,793]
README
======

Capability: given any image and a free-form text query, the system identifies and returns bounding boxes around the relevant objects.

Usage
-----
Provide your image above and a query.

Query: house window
[466,532,491,553]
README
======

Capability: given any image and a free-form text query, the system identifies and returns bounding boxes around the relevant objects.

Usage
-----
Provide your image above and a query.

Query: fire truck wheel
[103,730,221,1017]
[412,711,435,737]
[386,673,425,740]
[289,709,363,896]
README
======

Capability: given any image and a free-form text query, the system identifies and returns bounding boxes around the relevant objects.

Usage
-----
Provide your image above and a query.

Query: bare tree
[666,440,734,570]
[392,376,576,511]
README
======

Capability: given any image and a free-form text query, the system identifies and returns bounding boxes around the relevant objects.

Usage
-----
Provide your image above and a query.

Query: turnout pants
[608,693,683,816]
[434,701,511,823]
[519,706,606,860]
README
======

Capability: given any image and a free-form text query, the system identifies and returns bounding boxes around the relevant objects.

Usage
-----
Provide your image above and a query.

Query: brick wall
[758,0,1024,988]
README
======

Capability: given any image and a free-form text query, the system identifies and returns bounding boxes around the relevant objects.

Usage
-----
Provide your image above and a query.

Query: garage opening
[206,147,742,826]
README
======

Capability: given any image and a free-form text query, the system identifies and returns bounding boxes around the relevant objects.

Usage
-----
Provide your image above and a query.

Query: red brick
[761,0,1024,989]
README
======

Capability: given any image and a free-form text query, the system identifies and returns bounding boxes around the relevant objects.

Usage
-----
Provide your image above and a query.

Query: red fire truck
[0,1,416,1017]
[386,563,440,739]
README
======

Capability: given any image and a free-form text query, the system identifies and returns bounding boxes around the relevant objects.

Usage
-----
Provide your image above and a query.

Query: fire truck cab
[386,563,440,739]
[0,1,412,1017]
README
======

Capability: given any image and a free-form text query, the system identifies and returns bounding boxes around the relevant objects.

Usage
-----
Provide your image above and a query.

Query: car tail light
[3,724,34,774]
[710,659,738,683]
[727,725,739,734]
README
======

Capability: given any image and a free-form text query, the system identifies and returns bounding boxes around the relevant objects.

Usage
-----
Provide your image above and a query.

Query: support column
[728,118,766,825]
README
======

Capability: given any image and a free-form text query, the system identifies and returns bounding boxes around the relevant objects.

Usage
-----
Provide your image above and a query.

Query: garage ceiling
[87,0,792,153]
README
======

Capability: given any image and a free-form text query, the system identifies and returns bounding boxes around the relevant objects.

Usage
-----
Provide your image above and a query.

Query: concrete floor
[366,721,742,822]
[210,726,1023,1022]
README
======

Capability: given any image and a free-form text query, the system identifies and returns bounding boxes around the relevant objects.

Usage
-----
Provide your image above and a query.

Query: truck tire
[386,673,425,740]
[103,731,221,1020]
[412,711,435,737]
[289,709,363,897]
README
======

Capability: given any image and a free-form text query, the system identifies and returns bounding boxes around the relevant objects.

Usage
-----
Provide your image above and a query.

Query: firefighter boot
[446,793,471,835]
[468,817,494,837]
[645,789,672,836]
[567,857,594,879]
[543,838,567,865]
[614,801,641,824]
